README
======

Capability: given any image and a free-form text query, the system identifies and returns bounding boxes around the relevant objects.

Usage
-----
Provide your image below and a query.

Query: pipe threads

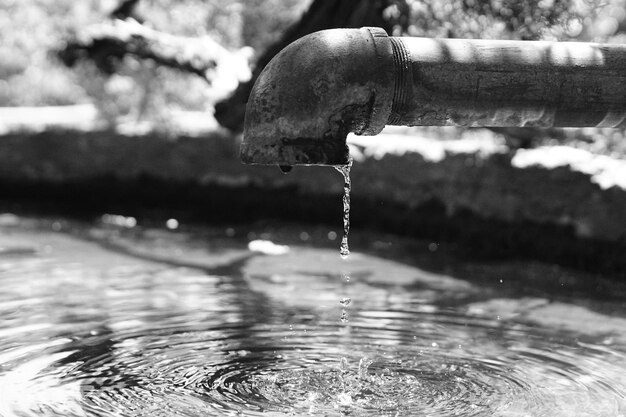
[389,37,412,125]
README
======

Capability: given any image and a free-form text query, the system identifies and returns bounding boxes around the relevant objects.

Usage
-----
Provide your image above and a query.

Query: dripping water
[335,157,353,325]
[339,297,351,323]
[334,157,352,259]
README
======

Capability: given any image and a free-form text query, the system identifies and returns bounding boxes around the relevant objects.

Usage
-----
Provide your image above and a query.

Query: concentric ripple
[0,219,625,416]
[192,320,626,417]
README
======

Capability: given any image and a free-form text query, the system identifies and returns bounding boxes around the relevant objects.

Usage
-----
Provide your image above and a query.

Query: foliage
[0,0,103,106]
[1,0,626,144]
[0,0,311,117]
[388,0,626,42]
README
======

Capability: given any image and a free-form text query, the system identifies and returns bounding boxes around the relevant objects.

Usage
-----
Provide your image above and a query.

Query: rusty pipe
[241,27,626,166]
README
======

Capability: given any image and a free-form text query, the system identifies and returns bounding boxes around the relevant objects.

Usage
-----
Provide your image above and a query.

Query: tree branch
[57,19,218,81]
[57,1,405,131]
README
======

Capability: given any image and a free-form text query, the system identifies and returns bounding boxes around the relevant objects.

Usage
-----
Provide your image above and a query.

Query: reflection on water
[0,216,625,416]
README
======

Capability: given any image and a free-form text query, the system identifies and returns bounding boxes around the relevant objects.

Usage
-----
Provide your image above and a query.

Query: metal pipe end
[240,27,395,166]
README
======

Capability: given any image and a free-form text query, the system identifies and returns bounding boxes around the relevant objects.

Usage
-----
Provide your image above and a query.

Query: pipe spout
[241,28,626,166]
[241,27,394,166]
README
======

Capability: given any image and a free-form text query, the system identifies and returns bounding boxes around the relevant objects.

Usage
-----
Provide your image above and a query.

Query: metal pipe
[240,28,626,166]
[392,37,626,128]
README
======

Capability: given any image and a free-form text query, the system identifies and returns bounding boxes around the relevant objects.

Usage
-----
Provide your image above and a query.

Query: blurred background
[1,0,626,274]
[2,0,626,140]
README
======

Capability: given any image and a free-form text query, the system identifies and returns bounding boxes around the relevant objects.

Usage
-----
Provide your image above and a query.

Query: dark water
[0,215,625,416]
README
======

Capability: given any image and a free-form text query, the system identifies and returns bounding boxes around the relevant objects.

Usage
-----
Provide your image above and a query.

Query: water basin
[0,215,625,416]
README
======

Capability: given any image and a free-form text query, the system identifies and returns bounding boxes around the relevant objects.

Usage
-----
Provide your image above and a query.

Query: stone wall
[0,129,624,276]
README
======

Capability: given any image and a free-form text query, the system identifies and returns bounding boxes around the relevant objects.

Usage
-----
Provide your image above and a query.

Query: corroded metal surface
[240,27,394,166]
[241,28,626,166]
[396,37,626,129]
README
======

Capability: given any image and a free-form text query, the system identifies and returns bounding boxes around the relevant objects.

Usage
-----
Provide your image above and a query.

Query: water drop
[339,357,349,373]
[340,309,348,323]
[339,297,351,307]
[357,357,373,379]
[340,237,349,259]
[166,218,179,230]
[278,165,292,174]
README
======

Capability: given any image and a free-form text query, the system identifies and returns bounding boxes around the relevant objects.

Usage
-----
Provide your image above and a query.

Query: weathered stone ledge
[0,129,624,276]
[349,130,626,242]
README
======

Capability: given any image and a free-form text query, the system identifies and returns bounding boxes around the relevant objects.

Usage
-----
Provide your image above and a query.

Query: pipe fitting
[240,27,399,166]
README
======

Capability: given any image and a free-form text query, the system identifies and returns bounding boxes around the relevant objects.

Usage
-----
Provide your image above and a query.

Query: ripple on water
[0,223,625,416]
[196,320,626,416]
[2,313,624,417]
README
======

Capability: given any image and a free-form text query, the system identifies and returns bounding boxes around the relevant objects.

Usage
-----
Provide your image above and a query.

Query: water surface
[0,215,625,416]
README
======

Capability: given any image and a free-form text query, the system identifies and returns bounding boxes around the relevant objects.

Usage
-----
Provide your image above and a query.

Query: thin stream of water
[335,157,353,324]
[334,157,352,260]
